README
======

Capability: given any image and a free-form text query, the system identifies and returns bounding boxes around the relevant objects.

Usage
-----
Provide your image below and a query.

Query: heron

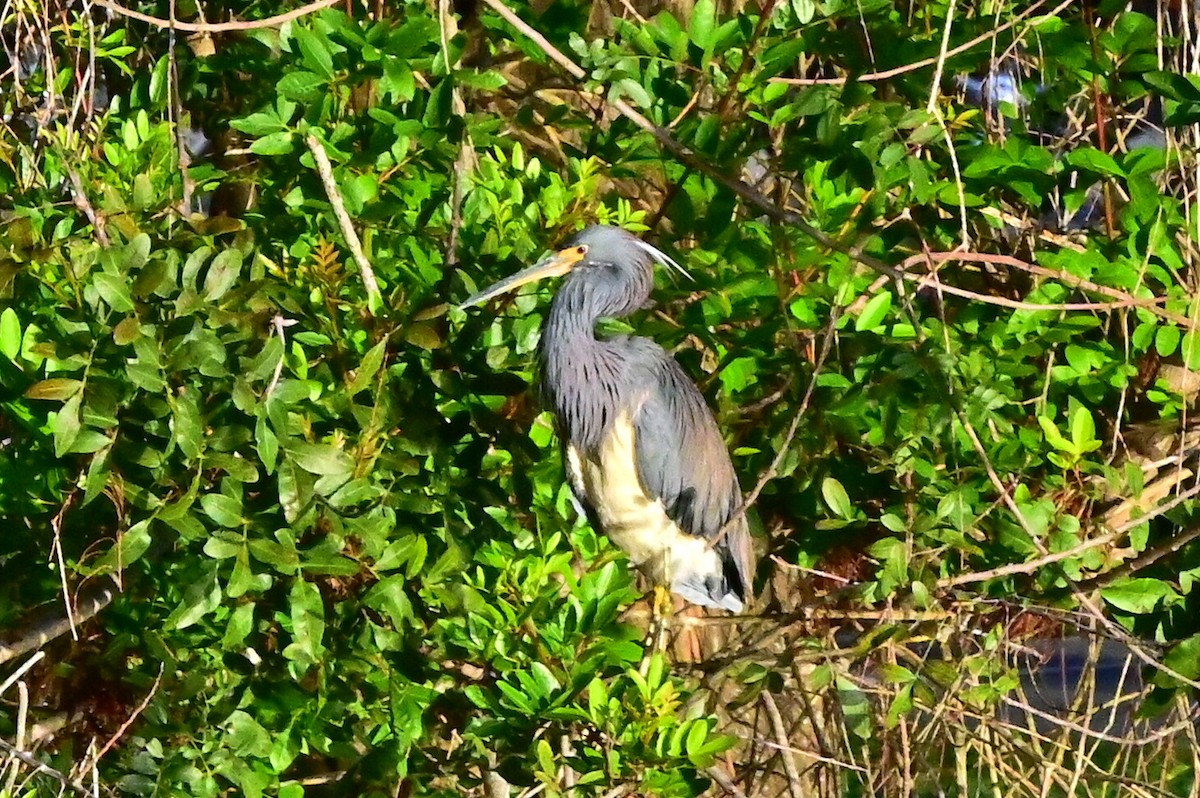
[459,225,755,613]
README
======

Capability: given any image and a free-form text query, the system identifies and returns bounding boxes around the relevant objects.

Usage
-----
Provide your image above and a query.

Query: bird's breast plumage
[565,411,733,608]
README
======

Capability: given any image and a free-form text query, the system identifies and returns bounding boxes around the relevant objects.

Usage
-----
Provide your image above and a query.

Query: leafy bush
[3,0,1200,795]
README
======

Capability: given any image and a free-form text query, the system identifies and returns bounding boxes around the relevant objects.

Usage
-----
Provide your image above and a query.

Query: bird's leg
[639,585,673,676]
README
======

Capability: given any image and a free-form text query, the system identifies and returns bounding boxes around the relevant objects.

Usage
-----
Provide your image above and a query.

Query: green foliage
[2,0,1200,795]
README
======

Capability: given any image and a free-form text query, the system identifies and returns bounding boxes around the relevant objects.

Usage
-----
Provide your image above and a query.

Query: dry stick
[999,694,1200,747]
[305,135,383,309]
[0,652,44,698]
[761,692,805,798]
[901,251,1194,327]
[925,0,972,249]
[753,736,868,773]
[92,0,341,32]
[65,166,109,247]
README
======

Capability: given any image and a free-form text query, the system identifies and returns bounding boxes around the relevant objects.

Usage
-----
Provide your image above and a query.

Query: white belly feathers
[565,412,724,591]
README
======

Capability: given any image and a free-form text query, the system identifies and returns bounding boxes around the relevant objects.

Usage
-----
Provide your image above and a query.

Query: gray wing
[632,351,755,603]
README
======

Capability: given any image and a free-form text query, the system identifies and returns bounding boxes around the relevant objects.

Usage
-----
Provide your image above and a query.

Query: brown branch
[771,0,1071,86]
[478,0,904,284]
[65,166,108,247]
[705,765,749,798]
[91,0,342,33]
[0,583,116,666]
[761,692,804,798]
[713,306,842,550]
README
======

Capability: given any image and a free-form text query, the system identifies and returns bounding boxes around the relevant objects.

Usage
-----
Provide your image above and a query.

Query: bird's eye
[575,245,588,256]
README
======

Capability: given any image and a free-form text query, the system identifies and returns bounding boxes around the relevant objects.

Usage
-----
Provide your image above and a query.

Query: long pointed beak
[457,246,587,310]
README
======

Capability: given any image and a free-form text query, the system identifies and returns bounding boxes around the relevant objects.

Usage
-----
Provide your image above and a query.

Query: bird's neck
[541,279,626,452]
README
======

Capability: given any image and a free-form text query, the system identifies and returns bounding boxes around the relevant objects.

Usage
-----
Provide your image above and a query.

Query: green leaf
[223,603,256,649]
[1037,416,1073,454]
[346,339,387,395]
[203,249,244,300]
[203,535,242,559]
[113,317,141,345]
[250,131,296,156]
[171,393,204,461]
[855,291,892,331]
[1182,331,1200,369]
[718,356,757,393]
[165,565,221,630]
[689,0,715,48]
[287,442,354,477]
[93,519,153,573]
[26,378,83,401]
[1069,406,1098,452]
[1143,70,1200,102]
[536,738,555,777]
[52,394,82,457]
[612,78,652,109]
[201,493,244,528]
[94,273,135,312]
[1065,147,1126,178]
[277,71,327,100]
[0,308,20,361]
[821,477,853,520]
[231,111,284,136]
[293,26,334,78]
[285,580,326,663]
[1155,324,1180,357]
[256,415,279,474]
[403,322,442,350]
[1102,578,1178,614]
[1161,633,1200,683]
[364,574,412,625]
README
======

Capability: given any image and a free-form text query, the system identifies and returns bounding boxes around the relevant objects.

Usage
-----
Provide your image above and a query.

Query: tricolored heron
[459,225,755,612]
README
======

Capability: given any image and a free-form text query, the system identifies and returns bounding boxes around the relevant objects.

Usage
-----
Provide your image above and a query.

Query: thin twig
[771,0,1069,86]
[938,481,1200,588]
[86,664,163,768]
[65,165,109,247]
[901,251,1193,326]
[715,306,841,549]
[1078,523,1200,591]
[0,739,92,797]
[705,765,749,798]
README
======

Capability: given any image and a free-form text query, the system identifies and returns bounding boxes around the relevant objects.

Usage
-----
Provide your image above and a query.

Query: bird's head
[458,225,689,311]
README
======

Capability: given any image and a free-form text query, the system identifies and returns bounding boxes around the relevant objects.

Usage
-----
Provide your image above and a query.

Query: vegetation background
[3,0,1200,795]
